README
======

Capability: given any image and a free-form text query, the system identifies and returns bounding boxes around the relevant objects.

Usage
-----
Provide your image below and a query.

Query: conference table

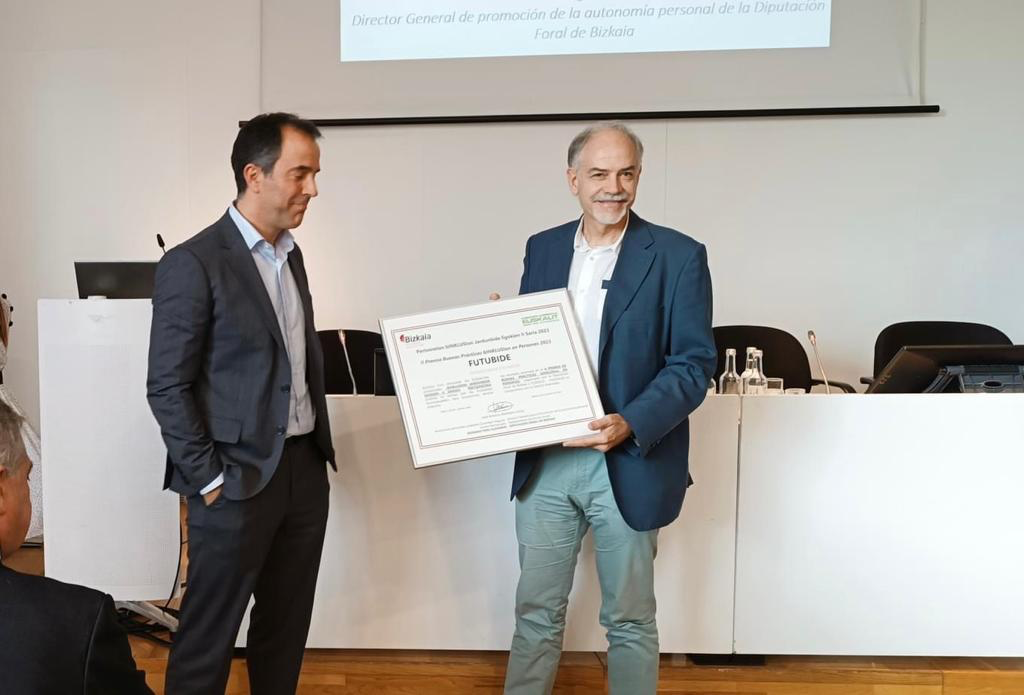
[38,299,1024,655]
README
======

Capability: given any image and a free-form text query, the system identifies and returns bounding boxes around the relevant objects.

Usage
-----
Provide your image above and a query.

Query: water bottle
[719,348,741,394]
[745,349,768,395]
[739,347,756,393]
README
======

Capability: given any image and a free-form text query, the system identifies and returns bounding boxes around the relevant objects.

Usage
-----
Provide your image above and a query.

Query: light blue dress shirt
[200,205,315,494]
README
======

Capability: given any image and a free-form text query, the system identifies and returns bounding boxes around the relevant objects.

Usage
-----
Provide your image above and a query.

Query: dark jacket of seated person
[0,402,153,695]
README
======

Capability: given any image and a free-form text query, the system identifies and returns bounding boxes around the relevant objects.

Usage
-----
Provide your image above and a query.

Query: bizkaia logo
[399,332,432,344]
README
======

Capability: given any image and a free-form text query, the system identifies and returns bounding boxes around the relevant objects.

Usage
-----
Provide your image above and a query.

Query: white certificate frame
[379,289,605,468]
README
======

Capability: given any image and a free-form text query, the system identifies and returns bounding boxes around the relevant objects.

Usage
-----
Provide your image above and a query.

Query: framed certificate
[379,289,605,468]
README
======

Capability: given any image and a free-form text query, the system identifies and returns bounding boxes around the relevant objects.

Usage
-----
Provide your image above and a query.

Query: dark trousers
[165,434,329,695]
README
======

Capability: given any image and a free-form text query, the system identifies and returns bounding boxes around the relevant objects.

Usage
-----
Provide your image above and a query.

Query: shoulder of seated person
[1,563,107,608]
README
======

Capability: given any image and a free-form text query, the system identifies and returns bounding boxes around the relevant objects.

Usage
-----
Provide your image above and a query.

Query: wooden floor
[10,547,1024,694]
[127,642,1024,695]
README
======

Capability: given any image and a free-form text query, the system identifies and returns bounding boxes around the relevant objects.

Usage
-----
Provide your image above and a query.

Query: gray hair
[567,122,644,170]
[0,400,26,475]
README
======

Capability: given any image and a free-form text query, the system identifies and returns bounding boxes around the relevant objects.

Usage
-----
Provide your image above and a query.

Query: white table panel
[299,394,739,652]
[40,306,1024,657]
[38,299,179,600]
[735,394,1024,656]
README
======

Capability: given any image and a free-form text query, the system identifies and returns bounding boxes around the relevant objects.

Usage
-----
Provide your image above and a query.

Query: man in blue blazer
[503,123,716,695]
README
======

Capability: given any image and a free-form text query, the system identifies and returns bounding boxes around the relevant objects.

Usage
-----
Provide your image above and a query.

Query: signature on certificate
[487,401,514,413]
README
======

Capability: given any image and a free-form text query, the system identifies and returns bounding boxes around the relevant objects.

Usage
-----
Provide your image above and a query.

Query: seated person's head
[0,400,31,559]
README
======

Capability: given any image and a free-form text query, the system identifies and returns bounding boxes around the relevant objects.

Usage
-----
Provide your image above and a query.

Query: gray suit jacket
[146,211,335,499]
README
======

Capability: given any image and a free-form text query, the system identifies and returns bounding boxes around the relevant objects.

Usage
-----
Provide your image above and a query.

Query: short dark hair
[231,112,322,195]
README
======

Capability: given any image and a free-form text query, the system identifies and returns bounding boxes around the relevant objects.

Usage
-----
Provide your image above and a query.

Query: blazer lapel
[287,248,318,353]
[537,222,576,292]
[218,216,287,352]
[599,213,655,359]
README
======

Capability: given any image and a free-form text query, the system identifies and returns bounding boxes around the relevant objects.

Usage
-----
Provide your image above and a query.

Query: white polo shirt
[566,214,627,383]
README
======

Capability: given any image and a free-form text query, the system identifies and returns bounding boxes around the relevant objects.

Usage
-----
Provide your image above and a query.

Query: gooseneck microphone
[807,330,832,395]
[156,234,167,255]
[338,329,359,396]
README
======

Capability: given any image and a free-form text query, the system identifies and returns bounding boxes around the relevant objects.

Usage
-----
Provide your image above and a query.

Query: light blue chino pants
[503,447,660,695]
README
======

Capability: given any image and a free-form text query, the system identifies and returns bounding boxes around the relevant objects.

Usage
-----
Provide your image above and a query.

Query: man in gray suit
[147,112,335,695]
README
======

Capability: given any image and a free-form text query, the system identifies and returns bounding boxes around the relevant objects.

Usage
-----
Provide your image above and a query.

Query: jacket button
[276,426,286,435]
[281,384,290,393]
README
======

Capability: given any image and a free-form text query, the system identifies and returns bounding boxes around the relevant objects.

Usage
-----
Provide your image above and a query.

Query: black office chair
[860,321,1013,387]
[317,329,384,395]
[713,325,857,393]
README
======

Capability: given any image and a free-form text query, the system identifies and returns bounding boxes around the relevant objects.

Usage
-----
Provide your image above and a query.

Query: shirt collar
[228,204,295,255]
[573,211,629,254]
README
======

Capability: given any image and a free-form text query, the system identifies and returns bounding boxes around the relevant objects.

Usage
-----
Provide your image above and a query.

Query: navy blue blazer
[511,212,716,531]
[0,563,153,694]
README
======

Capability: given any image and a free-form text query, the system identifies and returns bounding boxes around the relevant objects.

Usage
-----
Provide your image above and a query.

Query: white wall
[0,0,260,428]
[2,0,1022,434]
[294,0,1023,391]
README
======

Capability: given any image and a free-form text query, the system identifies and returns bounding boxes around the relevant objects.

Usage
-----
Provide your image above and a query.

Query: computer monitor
[867,345,1024,394]
[74,262,157,299]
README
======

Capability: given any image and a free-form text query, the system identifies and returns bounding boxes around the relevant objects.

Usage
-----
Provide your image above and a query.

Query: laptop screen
[74,262,157,299]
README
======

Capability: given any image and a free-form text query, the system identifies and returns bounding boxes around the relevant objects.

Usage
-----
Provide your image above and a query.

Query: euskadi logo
[522,312,559,326]
[399,332,432,344]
